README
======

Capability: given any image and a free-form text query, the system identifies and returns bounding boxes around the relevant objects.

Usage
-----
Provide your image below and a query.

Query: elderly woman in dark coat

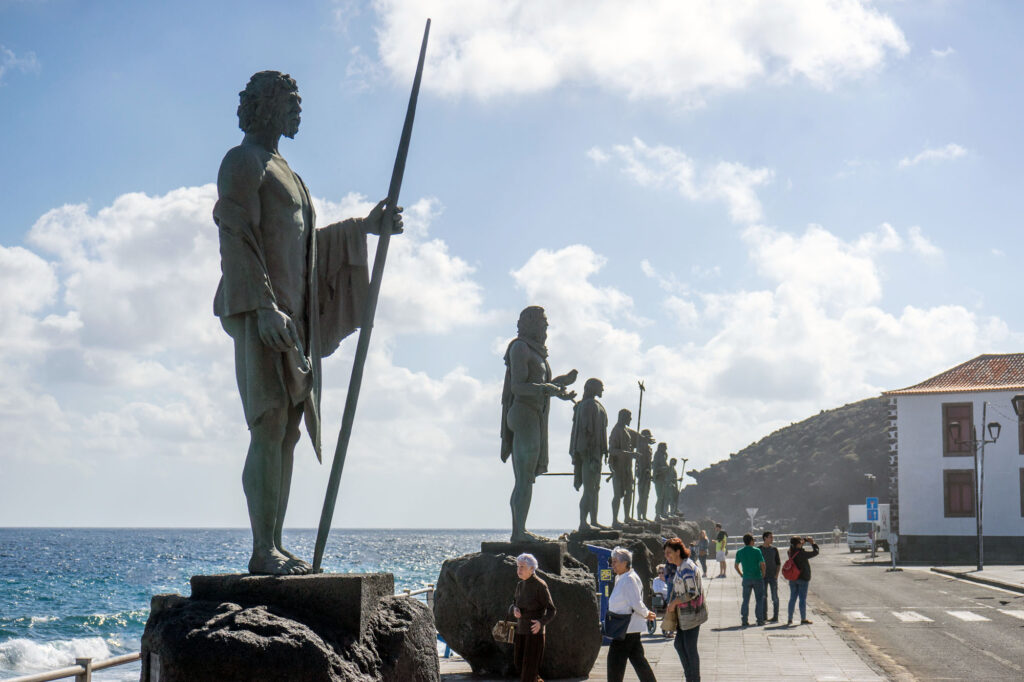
[509,552,556,682]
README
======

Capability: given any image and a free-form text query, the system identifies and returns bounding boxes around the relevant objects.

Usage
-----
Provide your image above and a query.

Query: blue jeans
[763,576,779,619]
[674,625,700,682]
[741,577,766,623]
[788,579,809,621]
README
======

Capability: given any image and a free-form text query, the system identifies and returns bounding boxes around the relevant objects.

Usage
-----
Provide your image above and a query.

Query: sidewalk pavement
[440,570,884,681]
[930,564,1024,594]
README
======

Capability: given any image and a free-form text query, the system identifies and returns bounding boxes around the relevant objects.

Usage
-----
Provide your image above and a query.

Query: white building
[883,354,1024,564]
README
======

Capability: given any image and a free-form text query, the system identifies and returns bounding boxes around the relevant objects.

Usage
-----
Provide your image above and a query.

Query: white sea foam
[0,636,112,673]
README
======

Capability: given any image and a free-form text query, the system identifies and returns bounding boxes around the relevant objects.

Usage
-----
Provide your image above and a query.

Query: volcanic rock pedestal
[141,573,438,682]
[433,547,600,679]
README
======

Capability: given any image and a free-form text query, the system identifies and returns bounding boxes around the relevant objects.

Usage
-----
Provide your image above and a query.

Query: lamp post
[948,402,1000,572]
[864,473,877,559]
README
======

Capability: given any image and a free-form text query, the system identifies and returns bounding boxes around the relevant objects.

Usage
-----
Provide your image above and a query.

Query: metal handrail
[6,585,438,681]
[7,652,141,682]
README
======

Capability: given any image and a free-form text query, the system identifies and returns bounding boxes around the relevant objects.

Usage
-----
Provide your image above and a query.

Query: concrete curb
[930,567,1024,595]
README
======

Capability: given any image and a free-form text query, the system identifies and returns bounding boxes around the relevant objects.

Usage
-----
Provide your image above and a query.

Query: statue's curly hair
[237,71,298,134]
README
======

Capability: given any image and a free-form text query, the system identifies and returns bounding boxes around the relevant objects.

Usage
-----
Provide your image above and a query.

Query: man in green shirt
[734,533,766,626]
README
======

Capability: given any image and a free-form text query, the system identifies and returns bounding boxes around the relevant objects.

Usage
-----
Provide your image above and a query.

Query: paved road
[810,545,1024,680]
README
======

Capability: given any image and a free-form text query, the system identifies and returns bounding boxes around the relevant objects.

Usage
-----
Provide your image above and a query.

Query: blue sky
[1,0,1022,529]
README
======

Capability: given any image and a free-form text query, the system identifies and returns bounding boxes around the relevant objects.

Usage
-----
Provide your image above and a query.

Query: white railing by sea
[5,584,439,681]
[725,530,844,550]
[5,652,141,682]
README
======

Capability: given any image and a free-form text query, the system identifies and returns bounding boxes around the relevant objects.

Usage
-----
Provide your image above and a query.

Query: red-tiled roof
[884,353,1024,395]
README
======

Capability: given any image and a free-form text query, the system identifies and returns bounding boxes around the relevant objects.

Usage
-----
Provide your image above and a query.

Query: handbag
[491,620,516,643]
[603,610,632,640]
[679,593,709,628]
[661,604,678,631]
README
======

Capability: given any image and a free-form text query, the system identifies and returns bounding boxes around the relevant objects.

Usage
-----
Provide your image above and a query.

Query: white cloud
[931,46,955,58]
[371,0,909,102]
[0,44,40,84]
[907,225,943,260]
[593,138,774,223]
[898,143,968,168]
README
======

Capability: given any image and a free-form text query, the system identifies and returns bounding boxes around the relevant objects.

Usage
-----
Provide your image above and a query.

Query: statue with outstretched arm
[500,306,577,542]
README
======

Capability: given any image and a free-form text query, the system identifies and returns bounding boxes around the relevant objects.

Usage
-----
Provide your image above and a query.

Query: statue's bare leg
[244,406,304,576]
[508,405,541,542]
[273,403,311,574]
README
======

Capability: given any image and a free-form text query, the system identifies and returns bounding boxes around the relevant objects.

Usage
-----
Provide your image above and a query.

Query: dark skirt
[513,631,545,682]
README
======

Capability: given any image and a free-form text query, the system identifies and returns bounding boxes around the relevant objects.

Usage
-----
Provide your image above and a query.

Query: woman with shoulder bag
[664,537,705,682]
[509,553,556,682]
[785,536,819,626]
[605,547,658,682]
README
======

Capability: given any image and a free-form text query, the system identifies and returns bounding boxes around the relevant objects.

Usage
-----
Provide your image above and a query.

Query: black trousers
[514,632,545,682]
[607,632,657,682]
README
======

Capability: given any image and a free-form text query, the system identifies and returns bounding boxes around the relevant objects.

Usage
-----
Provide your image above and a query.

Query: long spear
[631,380,645,519]
[312,19,431,573]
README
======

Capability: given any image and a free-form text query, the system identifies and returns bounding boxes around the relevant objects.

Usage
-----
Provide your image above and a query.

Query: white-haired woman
[509,553,556,682]
[606,547,658,682]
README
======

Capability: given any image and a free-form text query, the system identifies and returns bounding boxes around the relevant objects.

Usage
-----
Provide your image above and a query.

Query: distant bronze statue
[608,408,635,528]
[569,378,609,532]
[214,71,403,575]
[500,306,577,541]
[653,442,670,520]
[634,429,655,521]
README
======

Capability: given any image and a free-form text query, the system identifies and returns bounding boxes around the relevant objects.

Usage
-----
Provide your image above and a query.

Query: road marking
[843,611,874,622]
[942,631,1023,673]
[891,611,932,622]
[998,609,1024,620]
[946,610,990,622]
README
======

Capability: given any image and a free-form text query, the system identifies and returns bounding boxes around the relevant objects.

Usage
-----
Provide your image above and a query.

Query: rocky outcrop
[433,551,600,679]
[141,576,438,682]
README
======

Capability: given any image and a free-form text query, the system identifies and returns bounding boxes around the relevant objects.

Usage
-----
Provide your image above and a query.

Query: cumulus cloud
[898,143,968,168]
[371,0,908,102]
[592,138,774,223]
[0,184,493,475]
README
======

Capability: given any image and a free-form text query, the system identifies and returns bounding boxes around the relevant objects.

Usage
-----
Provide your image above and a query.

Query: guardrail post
[426,583,435,608]
[74,658,93,682]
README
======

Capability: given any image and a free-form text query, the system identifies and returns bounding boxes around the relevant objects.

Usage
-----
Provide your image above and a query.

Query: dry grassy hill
[680,396,889,534]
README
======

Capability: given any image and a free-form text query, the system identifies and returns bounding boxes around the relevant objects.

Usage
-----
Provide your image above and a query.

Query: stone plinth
[433,551,600,678]
[142,573,438,682]
[190,572,393,639]
[480,541,566,575]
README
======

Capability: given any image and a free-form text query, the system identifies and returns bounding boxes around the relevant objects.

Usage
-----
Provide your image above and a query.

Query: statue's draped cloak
[213,165,368,460]
[569,397,608,490]
[500,336,551,476]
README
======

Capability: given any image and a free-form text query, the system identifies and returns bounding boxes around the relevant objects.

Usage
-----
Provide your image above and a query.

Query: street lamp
[947,403,1001,571]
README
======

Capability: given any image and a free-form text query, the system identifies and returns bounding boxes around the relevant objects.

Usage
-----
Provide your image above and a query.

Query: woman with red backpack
[783,536,819,626]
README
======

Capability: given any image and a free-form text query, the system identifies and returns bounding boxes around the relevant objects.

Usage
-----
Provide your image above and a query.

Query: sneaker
[786,620,793,626]
[768,617,779,623]
[756,620,766,626]
[801,619,813,625]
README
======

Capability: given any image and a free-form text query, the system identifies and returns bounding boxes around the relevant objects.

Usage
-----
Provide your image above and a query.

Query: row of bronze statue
[501,306,687,541]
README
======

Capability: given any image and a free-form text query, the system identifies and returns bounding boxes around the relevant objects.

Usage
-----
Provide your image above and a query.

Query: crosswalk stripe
[946,610,990,622]
[998,609,1024,620]
[843,611,874,622]
[891,611,932,622]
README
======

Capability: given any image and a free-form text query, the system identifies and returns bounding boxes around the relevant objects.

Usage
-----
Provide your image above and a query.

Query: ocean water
[0,528,563,680]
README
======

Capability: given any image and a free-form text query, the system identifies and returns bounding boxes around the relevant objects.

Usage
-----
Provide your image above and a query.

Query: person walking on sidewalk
[606,547,658,682]
[734,533,766,626]
[696,530,709,576]
[713,523,728,578]
[786,536,819,626]
[664,537,703,682]
[759,531,781,623]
